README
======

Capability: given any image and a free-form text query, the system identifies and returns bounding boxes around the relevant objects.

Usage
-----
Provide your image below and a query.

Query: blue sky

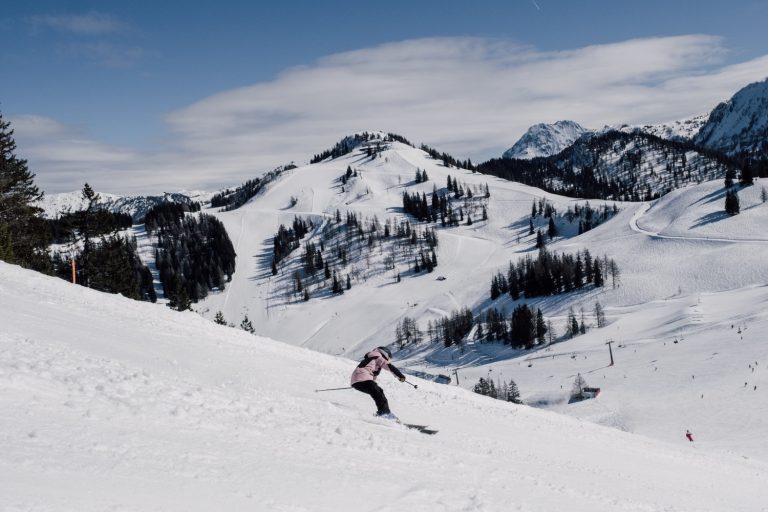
[2,0,768,193]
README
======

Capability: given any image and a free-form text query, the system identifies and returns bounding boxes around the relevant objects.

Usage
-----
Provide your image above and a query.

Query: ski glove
[399,376,406,383]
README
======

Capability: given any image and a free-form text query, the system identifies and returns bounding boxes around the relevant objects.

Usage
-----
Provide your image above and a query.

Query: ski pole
[404,380,418,389]
[315,386,353,392]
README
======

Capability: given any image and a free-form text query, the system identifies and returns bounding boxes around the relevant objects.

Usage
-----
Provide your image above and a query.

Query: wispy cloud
[58,42,144,68]
[13,35,768,194]
[29,11,124,36]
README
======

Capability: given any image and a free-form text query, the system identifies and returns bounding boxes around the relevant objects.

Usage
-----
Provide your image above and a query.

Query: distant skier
[351,346,406,419]
[685,430,694,442]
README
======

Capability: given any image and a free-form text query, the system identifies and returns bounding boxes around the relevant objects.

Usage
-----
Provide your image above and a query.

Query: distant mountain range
[504,77,768,161]
[37,190,214,221]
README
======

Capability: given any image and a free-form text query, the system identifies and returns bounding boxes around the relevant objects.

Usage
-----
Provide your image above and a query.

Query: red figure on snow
[685,430,694,442]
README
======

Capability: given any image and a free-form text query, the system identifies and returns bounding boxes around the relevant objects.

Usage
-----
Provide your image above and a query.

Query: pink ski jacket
[350,349,404,385]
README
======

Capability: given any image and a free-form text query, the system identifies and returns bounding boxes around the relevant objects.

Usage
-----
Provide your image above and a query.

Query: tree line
[211,165,294,211]
[401,175,489,226]
[272,211,440,303]
[473,377,522,404]
[149,205,236,309]
[490,247,619,301]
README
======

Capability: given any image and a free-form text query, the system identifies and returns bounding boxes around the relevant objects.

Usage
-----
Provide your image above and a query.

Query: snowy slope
[199,140,760,358]
[401,178,768,459]
[2,260,768,512]
[199,140,623,357]
[695,78,768,155]
[503,120,589,159]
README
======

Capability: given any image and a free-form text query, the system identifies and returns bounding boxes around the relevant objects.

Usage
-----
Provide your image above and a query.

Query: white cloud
[13,35,768,194]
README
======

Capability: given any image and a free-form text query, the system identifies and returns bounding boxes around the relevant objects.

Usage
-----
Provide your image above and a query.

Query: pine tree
[725,189,740,215]
[724,169,736,188]
[535,308,547,345]
[567,307,579,338]
[593,258,604,287]
[473,377,490,396]
[0,112,49,270]
[740,163,754,186]
[547,217,557,239]
[571,373,587,401]
[168,274,192,312]
[240,314,255,333]
[594,301,605,328]
[507,379,522,404]
[214,311,227,325]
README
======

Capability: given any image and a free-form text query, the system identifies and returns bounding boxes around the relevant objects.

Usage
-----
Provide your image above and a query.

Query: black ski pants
[352,380,390,415]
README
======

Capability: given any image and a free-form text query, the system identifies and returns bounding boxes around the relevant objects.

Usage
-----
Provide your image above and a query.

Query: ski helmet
[377,346,392,361]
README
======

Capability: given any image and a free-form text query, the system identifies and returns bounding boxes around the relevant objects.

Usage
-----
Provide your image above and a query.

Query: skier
[685,429,694,442]
[351,346,406,420]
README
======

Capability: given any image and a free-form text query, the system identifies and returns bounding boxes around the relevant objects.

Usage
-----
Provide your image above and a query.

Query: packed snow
[2,261,768,511]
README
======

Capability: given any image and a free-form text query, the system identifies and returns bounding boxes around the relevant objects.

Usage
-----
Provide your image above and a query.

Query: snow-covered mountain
[694,77,768,155]
[501,115,710,163]
[38,190,214,220]
[503,120,590,159]
[482,129,737,201]
[616,113,709,142]
[3,260,768,511]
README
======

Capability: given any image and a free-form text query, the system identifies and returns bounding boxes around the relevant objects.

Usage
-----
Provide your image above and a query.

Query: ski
[403,423,438,435]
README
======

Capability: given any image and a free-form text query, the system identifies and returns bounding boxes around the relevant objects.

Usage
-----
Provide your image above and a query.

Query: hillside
[197,139,765,358]
[198,139,624,357]
[2,261,767,511]
[695,78,768,156]
[479,130,738,200]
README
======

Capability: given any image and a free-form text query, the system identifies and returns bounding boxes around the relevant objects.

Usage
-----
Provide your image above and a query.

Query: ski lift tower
[606,339,615,366]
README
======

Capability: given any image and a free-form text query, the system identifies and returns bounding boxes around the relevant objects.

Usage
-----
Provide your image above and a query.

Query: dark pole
[606,339,615,366]
[315,386,353,392]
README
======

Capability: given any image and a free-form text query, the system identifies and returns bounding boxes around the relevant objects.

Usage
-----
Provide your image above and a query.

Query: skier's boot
[376,411,400,422]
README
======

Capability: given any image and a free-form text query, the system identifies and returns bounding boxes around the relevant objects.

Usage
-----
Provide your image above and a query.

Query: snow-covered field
[2,261,768,511]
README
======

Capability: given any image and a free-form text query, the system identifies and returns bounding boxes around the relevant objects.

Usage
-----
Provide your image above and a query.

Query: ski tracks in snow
[631,202,768,244]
